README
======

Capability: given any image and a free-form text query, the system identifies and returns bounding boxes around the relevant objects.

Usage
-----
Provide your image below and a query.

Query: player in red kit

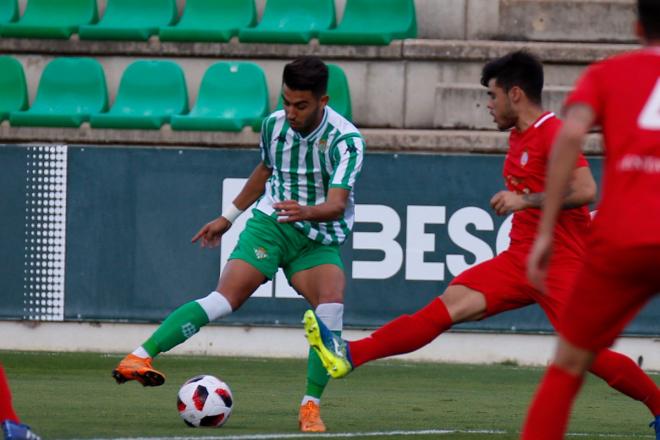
[303,51,660,430]
[522,1,660,438]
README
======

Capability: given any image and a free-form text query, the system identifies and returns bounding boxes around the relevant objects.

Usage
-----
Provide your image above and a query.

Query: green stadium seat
[171,62,268,132]
[90,60,188,130]
[9,57,107,128]
[319,0,416,45]
[159,0,256,42]
[0,56,27,120]
[276,64,352,121]
[238,0,335,44]
[0,0,18,24]
[78,0,176,41]
[1,0,97,39]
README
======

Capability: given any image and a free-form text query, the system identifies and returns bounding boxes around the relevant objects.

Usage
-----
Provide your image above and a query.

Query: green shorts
[229,209,344,281]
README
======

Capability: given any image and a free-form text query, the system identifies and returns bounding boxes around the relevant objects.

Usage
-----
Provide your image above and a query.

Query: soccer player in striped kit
[112,56,365,433]
[523,0,660,438]
[303,50,660,434]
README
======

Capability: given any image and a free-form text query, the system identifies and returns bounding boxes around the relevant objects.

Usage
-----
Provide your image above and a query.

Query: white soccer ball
[177,374,233,428]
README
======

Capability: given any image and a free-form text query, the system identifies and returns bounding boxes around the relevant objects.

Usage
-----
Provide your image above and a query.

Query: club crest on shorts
[254,247,268,260]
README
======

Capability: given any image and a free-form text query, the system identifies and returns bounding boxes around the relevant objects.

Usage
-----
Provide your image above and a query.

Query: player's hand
[191,216,232,248]
[527,233,552,292]
[273,200,310,223]
[490,191,526,215]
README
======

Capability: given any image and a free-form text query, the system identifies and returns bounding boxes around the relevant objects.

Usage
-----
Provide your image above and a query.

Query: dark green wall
[1,145,658,335]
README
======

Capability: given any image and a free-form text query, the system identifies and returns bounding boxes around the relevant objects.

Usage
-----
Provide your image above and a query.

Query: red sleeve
[564,62,605,126]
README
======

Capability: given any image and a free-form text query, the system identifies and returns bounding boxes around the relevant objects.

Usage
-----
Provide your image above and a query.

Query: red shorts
[559,244,660,351]
[449,249,583,328]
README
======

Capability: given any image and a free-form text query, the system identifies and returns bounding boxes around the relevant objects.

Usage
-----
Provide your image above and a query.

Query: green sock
[142,301,210,357]
[305,330,340,399]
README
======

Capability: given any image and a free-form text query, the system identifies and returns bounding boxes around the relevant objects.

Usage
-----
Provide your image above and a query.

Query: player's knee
[552,339,594,375]
[440,287,486,323]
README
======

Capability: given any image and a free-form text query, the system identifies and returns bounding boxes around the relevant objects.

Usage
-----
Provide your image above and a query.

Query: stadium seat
[78,0,176,41]
[0,0,97,39]
[90,60,188,130]
[9,57,107,128]
[171,62,268,132]
[276,64,352,121]
[319,0,416,45]
[238,0,335,44]
[0,0,18,24]
[159,0,256,42]
[0,56,27,120]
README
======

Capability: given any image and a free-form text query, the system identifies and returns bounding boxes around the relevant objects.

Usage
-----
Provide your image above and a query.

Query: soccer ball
[177,375,233,427]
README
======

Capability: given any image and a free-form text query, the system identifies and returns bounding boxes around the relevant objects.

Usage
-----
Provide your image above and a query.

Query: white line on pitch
[71,427,654,440]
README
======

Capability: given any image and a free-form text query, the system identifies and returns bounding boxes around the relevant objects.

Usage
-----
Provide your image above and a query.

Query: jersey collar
[297,107,329,142]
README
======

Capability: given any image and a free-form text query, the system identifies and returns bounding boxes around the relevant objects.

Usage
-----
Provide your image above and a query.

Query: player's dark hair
[638,0,660,40]
[283,56,329,98]
[480,50,544,105]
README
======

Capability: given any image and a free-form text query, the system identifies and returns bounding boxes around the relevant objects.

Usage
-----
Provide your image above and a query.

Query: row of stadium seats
[0,56,352,131]
[0,0,416,45]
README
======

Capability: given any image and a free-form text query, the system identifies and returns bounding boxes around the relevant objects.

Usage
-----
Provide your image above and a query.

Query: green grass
[1,351,657,439]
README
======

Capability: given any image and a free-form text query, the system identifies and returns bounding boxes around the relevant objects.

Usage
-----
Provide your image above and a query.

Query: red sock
[0,365,20,423]
[521,365,584,440]
[590,349,660,416]
[348,297,452,368]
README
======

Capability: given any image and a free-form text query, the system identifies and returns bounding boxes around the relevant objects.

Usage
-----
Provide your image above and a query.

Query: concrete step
[460,0,637,43]
[434,83,571,130]
[0,124,603,155]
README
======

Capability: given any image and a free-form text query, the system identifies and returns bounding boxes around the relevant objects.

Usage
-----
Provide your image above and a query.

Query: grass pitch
[2,351,657,439]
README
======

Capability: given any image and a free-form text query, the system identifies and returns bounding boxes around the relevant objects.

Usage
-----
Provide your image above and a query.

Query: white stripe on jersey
[255,106,364,245]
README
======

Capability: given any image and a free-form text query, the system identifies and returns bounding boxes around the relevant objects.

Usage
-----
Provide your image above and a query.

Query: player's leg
[0,365,41,440]
[522,247,660,440]
[521,338,592,440]
[0,366,19,425]
[112,260,265,386]
[288,247,345,432]
[113,212,276,386]
[304,250,533,377]
[540,256,660,419]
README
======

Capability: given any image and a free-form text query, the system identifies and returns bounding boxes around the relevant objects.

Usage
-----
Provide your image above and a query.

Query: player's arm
[490,161,596,215]
[191,162,272,247]
[274,188,350,223]
[231,161,273,210]
[527,104,596,289]
[276,135,364,223]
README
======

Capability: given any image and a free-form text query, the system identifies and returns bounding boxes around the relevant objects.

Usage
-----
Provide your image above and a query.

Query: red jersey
[565,48,660,247]
[504,112,591,257]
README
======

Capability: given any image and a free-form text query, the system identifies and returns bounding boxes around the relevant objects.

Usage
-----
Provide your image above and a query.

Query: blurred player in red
[0,365,40,440]
[522,1,660,438]
[303,50,660,431]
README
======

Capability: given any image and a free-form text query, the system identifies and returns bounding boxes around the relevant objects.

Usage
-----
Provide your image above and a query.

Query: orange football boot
[111,354,165,387]
[298,401,326,432]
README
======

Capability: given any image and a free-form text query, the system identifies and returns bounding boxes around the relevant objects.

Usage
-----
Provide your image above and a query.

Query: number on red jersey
[638,78,660,130]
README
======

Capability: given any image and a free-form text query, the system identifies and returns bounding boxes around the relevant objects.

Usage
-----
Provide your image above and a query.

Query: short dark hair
[638,0,660,40]
[282,56,328,98]
[480,50,544,105]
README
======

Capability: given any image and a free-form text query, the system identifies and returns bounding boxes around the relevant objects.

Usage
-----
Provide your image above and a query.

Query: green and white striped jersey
[255,106,365,245]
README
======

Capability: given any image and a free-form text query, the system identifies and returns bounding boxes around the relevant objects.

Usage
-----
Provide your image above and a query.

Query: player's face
[486,79,517,131]
[282,85,328,136]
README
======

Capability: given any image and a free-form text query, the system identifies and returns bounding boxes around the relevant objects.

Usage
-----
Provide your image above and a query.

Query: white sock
[301,395,320,406]
[196,291,233,321]
[132,346,150,359]
[315,303,344,331]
